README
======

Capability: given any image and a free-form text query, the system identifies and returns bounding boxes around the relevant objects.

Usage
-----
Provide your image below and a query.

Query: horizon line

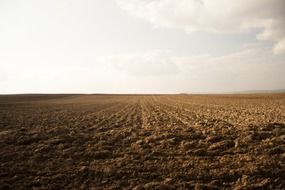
[1,89,285,96]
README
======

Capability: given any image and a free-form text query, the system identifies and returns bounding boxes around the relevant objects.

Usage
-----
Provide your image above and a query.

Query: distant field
[1,94,285,189]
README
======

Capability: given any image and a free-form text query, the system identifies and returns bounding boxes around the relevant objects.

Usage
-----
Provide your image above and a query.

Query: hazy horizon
[1,0,285,94]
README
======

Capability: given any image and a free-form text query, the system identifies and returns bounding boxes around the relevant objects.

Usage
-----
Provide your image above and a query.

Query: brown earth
[0,94,285,189]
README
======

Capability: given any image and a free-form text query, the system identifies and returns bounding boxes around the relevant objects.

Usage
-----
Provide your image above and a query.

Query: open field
[1,94,285,189]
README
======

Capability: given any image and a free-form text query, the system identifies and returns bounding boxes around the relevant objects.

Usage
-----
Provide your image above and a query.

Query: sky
[0,0,285,94]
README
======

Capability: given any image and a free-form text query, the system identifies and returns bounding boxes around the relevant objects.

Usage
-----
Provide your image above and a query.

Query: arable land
[1,94,285,189]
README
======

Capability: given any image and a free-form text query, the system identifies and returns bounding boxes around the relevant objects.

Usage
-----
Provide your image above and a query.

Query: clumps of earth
[0,94,285,189]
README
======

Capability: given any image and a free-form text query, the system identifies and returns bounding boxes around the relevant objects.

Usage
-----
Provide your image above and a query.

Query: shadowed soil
[0,94,285,189]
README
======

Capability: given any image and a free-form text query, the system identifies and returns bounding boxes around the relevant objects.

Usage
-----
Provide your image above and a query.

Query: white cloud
[117,0,285,53]
[99,46,285,93]
[1,45,284,93]
[273,38,285,54]
[99,50,178,76]
[174,46,285,92]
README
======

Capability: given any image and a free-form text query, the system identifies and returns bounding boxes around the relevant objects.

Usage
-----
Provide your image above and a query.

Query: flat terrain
[0,94,285,189]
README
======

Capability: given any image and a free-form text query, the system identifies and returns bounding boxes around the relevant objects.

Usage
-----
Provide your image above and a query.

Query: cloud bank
[117,0,285,54]
[99,46,285,93]
[1,46,284,94]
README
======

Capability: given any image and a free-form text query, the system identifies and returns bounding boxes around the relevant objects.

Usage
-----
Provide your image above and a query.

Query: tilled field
[0,94,285,189]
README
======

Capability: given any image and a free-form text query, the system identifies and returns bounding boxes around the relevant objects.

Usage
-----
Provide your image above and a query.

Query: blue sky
[0,0,285,93]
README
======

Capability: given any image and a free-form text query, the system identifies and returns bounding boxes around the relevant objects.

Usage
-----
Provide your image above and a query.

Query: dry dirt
[0,94,285,189]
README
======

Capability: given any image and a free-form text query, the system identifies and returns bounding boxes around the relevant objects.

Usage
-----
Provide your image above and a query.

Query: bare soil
[0,94,285,189]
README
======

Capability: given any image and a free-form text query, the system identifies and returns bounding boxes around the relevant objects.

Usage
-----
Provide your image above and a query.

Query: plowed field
[1,94,285,189]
